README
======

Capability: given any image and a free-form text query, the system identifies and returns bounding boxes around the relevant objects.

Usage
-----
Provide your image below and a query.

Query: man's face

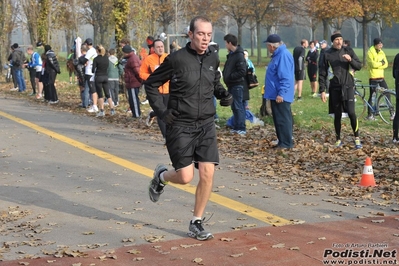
[332,37,343,49]
[303,41,309,48]
[188,20,212,54]
[153,41,164,56]
[266,43,275,54]
[375,42,383,50]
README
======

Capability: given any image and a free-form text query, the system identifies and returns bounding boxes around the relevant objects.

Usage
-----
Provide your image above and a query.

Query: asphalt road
[1,97,398,263]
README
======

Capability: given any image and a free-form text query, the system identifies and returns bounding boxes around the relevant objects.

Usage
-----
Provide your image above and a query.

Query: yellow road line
[0,110,291,226]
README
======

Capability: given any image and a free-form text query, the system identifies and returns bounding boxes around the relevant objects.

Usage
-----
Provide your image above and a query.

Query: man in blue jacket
[264,34,295,149]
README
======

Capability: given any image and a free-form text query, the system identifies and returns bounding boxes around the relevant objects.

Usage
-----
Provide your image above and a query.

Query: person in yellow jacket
[139,39,170,139]
[366,38,389,120]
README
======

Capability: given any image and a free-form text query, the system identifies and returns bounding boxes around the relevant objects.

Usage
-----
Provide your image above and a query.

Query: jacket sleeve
[366,49,383,70]
[48,54,61,73]
[132,56,142,83]
[213,61,227,99]
[349,49,362,71]
[139,58,151,81]
[144,55,173,117]
[230,56,246,81]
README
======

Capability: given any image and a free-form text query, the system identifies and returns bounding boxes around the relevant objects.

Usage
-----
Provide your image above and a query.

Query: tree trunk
[322,19,329,41]
[362,18,368,66]
[256,21,262,66]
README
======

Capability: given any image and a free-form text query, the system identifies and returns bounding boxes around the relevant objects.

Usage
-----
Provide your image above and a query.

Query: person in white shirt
[83,38,98,111]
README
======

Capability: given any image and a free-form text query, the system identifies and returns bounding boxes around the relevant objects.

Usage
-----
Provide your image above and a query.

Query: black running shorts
[166,121,219,170]
[295,70,306,81]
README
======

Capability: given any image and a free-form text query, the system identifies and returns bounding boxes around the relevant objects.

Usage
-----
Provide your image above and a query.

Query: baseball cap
[84,38,93,45]
[263,34,281,43]
[122,45,133,53]
[319,40,327,45]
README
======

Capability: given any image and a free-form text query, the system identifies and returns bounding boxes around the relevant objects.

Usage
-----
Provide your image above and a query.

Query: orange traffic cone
[359,157,376,187]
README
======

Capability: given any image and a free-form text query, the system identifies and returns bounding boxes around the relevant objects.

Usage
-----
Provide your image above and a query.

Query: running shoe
[110,109,116,116]
[188,219,214,241]
[149,164,168,202]
[392,139,399,144]
[335,140,343,147]
[354,138,362,149]
[87,105,98,113]
[96,111,105,117]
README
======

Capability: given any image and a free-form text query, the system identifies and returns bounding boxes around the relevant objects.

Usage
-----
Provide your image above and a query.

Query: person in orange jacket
[139,39,169,140]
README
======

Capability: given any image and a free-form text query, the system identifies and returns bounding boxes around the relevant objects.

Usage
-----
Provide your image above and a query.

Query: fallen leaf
[230,253,244,258]
[272,243,285,248]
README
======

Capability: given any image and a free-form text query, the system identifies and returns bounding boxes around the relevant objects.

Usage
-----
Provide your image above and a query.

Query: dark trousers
[127,87,141,117]
[29,68,36,93]
[48,71,58,101]
[393,81,399,139]
[330,88,358,140]
[270,100,293,148]
[368,79,389,116]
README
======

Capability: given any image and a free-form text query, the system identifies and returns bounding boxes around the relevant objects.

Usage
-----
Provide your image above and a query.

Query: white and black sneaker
[148,164,168,202]
[188,219,214,241]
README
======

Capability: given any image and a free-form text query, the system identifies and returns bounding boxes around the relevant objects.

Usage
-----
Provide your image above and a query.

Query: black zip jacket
[222,45,246,87]
[46,50,61,74]
[144,42,227,126]
[319,46,362,93]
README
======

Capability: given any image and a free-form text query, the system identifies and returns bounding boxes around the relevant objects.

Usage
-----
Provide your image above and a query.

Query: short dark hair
[224,34,238,46]
[189,16,211,33]
[108,48,115,55]
[153,39,164,46]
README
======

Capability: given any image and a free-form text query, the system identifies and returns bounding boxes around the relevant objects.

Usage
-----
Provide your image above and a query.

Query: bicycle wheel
[377,91,396,124]
[354,93,366,119]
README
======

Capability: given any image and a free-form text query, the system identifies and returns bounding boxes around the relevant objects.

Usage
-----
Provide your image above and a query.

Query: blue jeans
[81,79,90,107]
[15,68,26,92]
[229,85,246,131]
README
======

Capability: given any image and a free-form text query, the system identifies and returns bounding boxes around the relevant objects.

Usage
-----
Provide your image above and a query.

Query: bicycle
[354,79,396,124]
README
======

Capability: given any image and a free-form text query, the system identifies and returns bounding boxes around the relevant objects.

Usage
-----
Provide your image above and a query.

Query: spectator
[8,48,18,91]
[392,52,399,143]
[144,15,232,241]
[366,38,390,120]
[319,31,363,149]
[67,49,75,84]
[318,40,329,94]
[343,40,351,47]
[44,45,61,104]
[75,45,88,107]
[264,34,295,149]
[92,45,115,117]
[122,45,142,118]
[139,39,169,140]
[222,33,247,135]
[293,39,308,101]
[84,38,98,112]
[26,45,42,97]
[107,48,123,107]
[11,43,26,93]
[306,41,319,97]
